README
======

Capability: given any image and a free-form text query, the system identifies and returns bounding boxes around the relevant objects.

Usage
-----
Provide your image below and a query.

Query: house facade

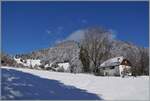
[99,56,132,77]
[14,57,41,68]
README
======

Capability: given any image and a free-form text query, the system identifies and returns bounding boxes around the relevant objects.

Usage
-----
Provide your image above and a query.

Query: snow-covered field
[1,66,149,100]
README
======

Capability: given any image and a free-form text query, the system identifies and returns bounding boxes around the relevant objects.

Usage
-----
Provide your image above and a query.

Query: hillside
[9,27,149,74]
[15,40,82,72]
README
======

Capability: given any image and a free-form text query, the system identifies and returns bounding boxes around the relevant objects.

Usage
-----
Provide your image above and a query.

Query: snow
[100,56,123,67]
[14,58,23,64]
[1,66,149,100]
[14,58,41,67]
[58,62,70,72]
[45,64,51,68]
[26,59,41,67]
[119,65,132,76]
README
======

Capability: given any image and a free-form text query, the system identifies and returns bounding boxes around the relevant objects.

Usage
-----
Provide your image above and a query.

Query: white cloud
[54,28,117,44]
[57,26,64,30]
[46,30,52,35]
[109,29,117,39]
[46,26,64,35]
[111,34,116,39]
[64,28,117,42]
[81,19,88,24]
[54,39,63,44]
[65,29,85,42]
[54,29,85,45]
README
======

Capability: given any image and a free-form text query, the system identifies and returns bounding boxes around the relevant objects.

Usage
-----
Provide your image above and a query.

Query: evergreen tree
[79,46,90,73]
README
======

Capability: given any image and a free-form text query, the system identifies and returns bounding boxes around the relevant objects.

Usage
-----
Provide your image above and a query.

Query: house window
[125,60,127,64]
[1,60,4,64]
[110,66,115,69]
[118,58,120,61]
[20,59,23,62]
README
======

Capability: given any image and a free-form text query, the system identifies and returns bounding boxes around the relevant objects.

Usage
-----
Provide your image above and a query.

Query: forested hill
[11,27,149,74]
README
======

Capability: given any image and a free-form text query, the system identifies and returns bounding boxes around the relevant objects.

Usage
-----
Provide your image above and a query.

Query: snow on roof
[14,58,41,67]
[100,56,124,68]
[26,59,41,67]
[58,62,70,71]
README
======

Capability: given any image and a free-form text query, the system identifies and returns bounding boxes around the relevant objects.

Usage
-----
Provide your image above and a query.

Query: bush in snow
[1,52,18,67]
[57,66,65,72]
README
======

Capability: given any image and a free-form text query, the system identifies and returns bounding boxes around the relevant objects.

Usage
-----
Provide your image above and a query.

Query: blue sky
[2,1,149,55]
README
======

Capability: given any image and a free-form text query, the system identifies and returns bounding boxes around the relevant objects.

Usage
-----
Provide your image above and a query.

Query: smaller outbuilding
[99,56,132,77]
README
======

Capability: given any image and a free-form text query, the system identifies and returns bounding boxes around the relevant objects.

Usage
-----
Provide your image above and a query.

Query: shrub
[57,66,65,72]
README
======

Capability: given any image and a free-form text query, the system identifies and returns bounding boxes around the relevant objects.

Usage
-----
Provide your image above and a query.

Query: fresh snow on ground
[1,66,149,100]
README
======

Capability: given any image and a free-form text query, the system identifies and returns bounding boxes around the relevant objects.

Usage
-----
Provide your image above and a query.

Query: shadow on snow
[1,68,102,100]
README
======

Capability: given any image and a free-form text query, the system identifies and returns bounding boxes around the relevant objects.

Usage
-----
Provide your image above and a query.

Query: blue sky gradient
[2,1,149,55]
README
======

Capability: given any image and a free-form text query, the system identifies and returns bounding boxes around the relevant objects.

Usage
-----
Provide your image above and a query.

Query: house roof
[99,56,124,68]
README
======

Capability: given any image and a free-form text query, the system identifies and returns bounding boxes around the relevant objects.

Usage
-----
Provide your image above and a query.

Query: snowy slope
[1,66,149,100]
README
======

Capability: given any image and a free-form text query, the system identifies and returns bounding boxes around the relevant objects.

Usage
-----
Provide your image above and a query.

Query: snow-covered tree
[80,27,112,73]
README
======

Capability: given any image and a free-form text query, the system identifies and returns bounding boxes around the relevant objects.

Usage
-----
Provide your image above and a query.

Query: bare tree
[80,27,112,73]
[124,45,149,76]
[1,52,18,67]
